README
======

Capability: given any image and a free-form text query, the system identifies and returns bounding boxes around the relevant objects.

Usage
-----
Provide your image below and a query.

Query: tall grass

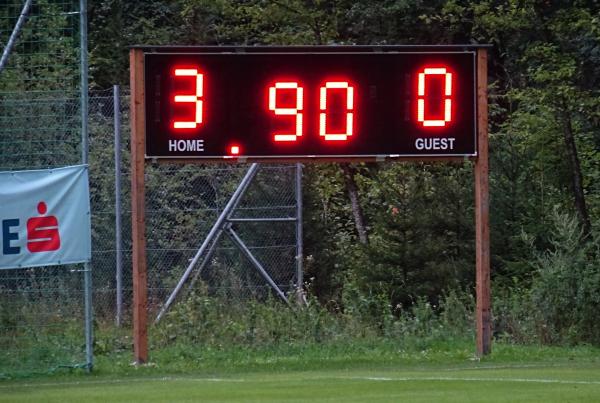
[151,284,474,351]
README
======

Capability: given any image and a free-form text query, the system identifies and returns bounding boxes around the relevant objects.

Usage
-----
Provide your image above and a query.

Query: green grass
[1,341,600,402]
[2,363,600,402]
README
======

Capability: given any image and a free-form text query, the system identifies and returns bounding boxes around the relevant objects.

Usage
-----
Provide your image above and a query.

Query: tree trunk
[559,106,592,237]
[341,163,369,244]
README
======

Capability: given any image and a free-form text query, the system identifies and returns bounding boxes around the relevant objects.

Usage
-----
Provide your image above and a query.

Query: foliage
[530,210,600,344]
[153,282,473,350]
[0,0,79,92]
[494,210,600,345]
[7,0,600,380]
[82,0,600,347]
[0,286,85,378]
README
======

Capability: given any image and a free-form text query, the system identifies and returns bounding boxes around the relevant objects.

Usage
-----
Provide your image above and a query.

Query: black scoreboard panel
[143,48,477,160]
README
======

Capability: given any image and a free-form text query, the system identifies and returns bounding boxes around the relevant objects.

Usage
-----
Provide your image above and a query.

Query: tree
[85,0,600,319]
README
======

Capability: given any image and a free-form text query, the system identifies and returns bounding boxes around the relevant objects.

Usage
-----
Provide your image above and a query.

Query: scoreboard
[142,46,478,160]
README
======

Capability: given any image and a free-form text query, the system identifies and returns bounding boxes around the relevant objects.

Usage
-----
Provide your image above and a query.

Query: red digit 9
[268,82,304,142]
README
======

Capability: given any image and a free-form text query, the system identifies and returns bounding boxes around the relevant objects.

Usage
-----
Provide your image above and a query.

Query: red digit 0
[319,82,354,141]
[268,82,303,142]
[417,67,452,127]
[172,68,204,129]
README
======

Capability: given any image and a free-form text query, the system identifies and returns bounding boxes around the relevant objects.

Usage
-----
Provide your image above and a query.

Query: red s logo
[27,201,61,253]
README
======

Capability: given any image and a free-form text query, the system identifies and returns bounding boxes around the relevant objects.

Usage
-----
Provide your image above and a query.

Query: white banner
[0,165,91,270]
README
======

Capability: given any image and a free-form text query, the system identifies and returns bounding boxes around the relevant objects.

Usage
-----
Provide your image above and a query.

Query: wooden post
[130,48,148,363]
[475,48,491,356]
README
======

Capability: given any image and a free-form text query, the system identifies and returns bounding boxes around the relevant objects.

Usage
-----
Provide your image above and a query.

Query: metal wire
[0,0,84,377]
[87,89,299,323]
[0,0,299,373]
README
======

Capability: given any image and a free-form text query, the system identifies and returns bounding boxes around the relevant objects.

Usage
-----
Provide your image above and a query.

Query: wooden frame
[130,49,148,362]
[475,49,491,355]
[129,47,491,364]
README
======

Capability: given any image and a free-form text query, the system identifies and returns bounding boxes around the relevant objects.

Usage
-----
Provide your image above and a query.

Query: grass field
[2,342,600,402]
[1,364,600,402]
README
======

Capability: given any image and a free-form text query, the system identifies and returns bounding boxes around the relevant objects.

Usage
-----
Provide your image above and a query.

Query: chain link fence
[0,0,85,377]
[2,87,300,378]
[88,88,300,327]
[1,1,300,376]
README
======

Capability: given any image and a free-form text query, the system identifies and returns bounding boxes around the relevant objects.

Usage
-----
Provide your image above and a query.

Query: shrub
[154,281,475,351]
[493,211,600,345]
[530,210,600,344]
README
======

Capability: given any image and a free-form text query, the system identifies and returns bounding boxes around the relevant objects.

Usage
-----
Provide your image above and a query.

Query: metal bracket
[155,162,301,322]
[226,227,289,304]
[155,163,260,322]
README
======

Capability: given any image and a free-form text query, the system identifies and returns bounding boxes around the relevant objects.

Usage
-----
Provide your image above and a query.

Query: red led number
[267,81,355,143]
[417,67,452,127]
[320,82,354,141]
[269,82,303,142]
[172,68,204,129]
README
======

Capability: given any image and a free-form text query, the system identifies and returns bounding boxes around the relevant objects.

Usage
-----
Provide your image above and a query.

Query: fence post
[79,0,94,372]
[114,84,123,327]
[295,163,304,302]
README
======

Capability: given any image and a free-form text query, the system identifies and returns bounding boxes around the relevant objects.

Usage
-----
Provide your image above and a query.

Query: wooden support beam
[130,48,148,364]
[475,48,491,356]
